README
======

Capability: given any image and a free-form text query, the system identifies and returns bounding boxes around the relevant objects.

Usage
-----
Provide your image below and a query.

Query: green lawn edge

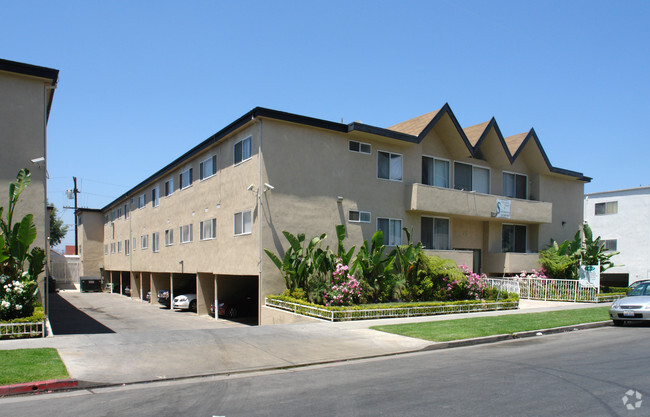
[0,348,70,386]
[371,306,610,342]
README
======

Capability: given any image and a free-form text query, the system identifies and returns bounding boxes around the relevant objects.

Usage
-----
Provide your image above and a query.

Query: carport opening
[170,273,197,312]
[216,275,258,326]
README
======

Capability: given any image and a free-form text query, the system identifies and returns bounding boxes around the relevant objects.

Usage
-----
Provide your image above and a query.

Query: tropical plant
[352,230,396,303]
[0,169,45,319]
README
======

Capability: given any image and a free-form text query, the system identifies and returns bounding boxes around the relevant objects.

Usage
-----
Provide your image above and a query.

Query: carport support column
[169,273,174,309]
[214,275,219,320]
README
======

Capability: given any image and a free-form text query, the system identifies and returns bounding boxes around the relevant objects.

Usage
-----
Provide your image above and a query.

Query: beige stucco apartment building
[88,105,589,324]
[0,58,58,300]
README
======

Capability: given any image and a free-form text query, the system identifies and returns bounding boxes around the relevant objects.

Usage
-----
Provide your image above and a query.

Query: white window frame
[138,193,146,209]
[180,224,193,244]
[422,155,451,188]
[348,140,371,155]
[234,210,252,236]
[199,154,217,181]
[124,203,129,220]
[348,210,371,223]
[152,185,159,208]
[502,171,528,199]
[104,244,108,255]
[117,207,122,219]
[377,150,403,182]
[420,216,451,250]
[132,237,136,252]
[599,239,618,252]
[152,232,160,253]
[117,241,121,253]
[595,201,618,215]
[164,178,174,197]
[376,217,402,246]
[110,243,115,254]
[165,229,174,246]
[141,234,148,249]
[234,136,252,165]
[200,218,217,240]
[453,161,491,194]
[125,239,130,256]
[180,166,193,190]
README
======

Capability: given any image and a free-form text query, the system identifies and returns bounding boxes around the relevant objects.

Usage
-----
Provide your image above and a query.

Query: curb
[0,379,79,396]
[421,320,612,351]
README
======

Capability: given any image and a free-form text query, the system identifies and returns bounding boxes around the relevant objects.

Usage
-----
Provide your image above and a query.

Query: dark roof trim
[76,208,102,213]
[0,58,59,121]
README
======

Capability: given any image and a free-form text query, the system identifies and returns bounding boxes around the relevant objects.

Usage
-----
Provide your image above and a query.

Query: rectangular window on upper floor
[138,193,146,209]
[421,217,450,250]
[422,156,450,188]
[200,155,217,180]
[349,140,371,154]
[125,239,130,256]
[377,217,402,246]
[348,210,371,223]
[200,218,217,240]
[454,162,489,194]
[378,151,402,181]
[599,239,617,252]
[124,203,129,220]
[180,224,193,244]
[152,232,160,253]
[104,244,108,255]
[117,241,122,253]
[117,207,122,219]
[180,167,193,190]
[595,201,618,215]
[110,243,115,254]
[165,229,174,246]
[141,234,148,249]
[234,210,252,236]
[152,186,159,208]
[164,178,174,197]
[132,237,136,252]
[502,224,526,253]
[503,172,527,199]
[234,136,252,165]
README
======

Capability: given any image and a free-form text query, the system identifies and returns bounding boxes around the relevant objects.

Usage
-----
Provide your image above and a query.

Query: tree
[48,203,68,247]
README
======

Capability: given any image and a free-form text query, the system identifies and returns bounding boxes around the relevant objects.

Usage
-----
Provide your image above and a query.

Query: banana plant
[352,230,396,303]
[265,231,328,291]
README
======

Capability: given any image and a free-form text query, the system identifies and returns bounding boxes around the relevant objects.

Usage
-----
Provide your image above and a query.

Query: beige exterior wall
[538,174,585,246]
[77,210,104,277]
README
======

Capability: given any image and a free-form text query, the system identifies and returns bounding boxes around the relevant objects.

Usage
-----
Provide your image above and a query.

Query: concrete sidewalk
[0,298,608,387]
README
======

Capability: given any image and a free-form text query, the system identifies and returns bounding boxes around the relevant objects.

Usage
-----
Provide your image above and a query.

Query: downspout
[257,117,263,324]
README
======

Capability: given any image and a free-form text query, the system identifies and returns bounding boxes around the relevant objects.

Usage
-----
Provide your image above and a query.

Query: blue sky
[2,0,649,250]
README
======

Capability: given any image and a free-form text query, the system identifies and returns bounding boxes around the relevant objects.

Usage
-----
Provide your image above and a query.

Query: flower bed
[266,295,519,322]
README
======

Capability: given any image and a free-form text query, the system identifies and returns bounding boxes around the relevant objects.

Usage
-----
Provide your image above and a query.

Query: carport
[150,272,170,306]
[131,271,141,300]
[140,272,151,301]
[196,272,215,316]
[170,273,196,310]
[119,271,130,295]
[216,275,259,325]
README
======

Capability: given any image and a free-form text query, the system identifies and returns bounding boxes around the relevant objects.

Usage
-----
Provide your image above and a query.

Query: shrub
[323,262,362,306]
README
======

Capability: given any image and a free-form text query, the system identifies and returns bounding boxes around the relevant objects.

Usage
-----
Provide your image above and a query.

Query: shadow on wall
[48,293,115,335]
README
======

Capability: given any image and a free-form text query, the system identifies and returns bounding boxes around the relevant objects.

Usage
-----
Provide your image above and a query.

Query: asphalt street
[1,326,647,417]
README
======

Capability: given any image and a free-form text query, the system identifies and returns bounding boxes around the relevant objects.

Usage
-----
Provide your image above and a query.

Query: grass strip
[371,306,610,342]
[0,348,69,385]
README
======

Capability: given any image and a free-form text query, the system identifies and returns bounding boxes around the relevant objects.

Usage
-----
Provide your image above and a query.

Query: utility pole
[66,177,80,255]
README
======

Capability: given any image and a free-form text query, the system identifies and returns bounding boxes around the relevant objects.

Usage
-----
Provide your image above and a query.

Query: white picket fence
[487,277,600,302]
[0,321,45,338]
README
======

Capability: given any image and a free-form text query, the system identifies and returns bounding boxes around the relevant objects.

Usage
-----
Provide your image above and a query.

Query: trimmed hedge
[0,304,44,324]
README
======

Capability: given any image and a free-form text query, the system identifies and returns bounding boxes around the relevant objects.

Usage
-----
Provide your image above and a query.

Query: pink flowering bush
[515,268,548,280]
[323,262,362,306]
[440,264,489,300]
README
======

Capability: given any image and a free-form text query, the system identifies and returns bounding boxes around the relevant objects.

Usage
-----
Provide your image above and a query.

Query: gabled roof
[463,120,491,147]
[388,110,441,136]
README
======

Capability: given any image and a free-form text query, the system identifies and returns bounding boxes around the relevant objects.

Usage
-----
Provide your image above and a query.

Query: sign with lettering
[496,199,511,219]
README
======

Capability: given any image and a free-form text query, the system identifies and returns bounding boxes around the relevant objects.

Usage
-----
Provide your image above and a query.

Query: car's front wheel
[613,319,625,326]
[189,300,197,313]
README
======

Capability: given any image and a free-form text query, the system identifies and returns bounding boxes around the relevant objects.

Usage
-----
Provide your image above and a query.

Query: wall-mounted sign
[496,199,511,219]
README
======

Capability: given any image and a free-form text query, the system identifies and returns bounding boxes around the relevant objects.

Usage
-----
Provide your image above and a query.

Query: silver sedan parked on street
[609,281,650,326]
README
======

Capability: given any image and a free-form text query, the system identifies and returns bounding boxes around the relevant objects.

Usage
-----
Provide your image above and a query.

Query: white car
[172,294,197,312]
[609,281,650,326]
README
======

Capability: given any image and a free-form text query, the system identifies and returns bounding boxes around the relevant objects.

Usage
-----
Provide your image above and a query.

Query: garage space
[216,275,259,325]
[170,273,197,312]
[140,272,151,301]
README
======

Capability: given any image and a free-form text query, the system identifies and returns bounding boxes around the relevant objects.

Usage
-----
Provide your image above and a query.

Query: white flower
[15,304,22,311]
[1,300,10,309]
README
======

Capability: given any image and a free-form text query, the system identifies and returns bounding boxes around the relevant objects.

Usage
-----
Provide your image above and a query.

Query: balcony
[483,252,542,275]
[406,184,552,224]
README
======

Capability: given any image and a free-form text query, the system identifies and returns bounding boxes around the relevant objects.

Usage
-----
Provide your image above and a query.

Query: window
[377,218,402,246]
[138,193,146,209]
[132,237,136,252]
[234,210,252,236]
[502,224,526,253]
[117,207,122,219]
[125,239,130,256]
[200,218,217,240]
[599,239,617,251]
[104,244,108,255]
[503,172,527,199]
[164,178,174,197]
[165,229,174,246]
[234,136,252,165]
[117,241,122,253]
[348,210,371,223]
[422,156,450,188]
[200,155,217,180]
[140,234,148,249]
[104,214,109,224]
[454,162,489,194]
[595,201,618,215]
[421,217,450,250]
[110,243,115,254]
[152,232,160,253]
[124,203,129,220]
[377,151,402,181]
[180,224,193,244]
[151,186,159,208]
[349,140,371,154]
[180,167,193,190]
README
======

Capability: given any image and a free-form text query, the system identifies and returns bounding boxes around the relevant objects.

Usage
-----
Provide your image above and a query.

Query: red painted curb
[0,379,78,396]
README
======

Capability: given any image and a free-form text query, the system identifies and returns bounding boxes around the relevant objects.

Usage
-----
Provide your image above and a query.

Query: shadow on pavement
[49,292,115,335]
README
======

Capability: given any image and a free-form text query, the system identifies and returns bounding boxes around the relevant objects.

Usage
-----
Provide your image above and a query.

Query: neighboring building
[76,208,104,278]
[83,105,589,325]
[0,58,58,299]
[584,186,650,286]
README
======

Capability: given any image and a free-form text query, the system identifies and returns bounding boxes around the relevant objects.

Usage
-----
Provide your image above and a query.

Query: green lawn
[371,306,611,342]
[0,348,69,385]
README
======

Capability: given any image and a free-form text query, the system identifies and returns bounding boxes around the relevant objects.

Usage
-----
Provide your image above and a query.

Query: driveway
[49,290,244,334]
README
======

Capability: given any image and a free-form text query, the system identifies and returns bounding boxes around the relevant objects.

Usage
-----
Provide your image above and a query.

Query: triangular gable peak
[505,129,553,175]
[467,118,510,166]
[387,103,474,158]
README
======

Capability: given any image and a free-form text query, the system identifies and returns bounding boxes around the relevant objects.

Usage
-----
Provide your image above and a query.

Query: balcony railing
[406,183,552,223]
